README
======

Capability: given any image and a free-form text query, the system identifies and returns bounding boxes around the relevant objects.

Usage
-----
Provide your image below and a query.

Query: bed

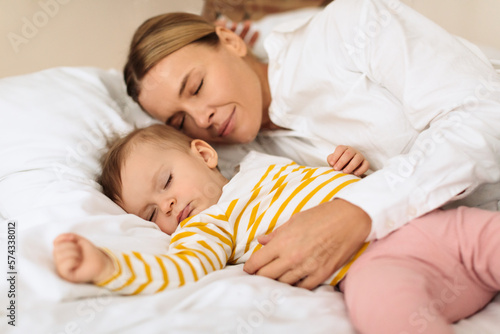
[1,62,500,334]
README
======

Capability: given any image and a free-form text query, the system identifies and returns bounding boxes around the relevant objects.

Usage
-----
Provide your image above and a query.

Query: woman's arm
[331,0,500,239]
[245,0,500,287]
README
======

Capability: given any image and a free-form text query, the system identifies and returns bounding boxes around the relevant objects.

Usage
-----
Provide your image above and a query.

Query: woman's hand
[327,145,370,176]
[214,16,260,47]
[243,199,371,290]
[53,233,114,284]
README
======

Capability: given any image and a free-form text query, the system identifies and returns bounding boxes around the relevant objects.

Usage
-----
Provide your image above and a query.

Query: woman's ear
[215,25,248,57]
[190,139,219,168]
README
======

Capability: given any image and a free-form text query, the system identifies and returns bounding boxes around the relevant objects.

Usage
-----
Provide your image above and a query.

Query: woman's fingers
[244,232,281,276]
[214,17,259,47]
[245,200,371,290]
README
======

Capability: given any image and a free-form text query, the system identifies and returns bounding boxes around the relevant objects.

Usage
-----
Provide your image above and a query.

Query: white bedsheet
[4,267,500,333]
[1,67,499,334]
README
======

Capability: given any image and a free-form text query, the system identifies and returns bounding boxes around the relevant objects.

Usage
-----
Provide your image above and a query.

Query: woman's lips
[177,204,191,223]
[218,107,235,137]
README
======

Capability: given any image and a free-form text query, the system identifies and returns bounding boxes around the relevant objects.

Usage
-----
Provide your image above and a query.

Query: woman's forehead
[140,43,218,93]
[138,50,206,117]
[138,72,178,119]
[143,43,210,83]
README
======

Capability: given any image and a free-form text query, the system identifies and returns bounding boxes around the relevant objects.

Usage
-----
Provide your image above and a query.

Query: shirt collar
[263,13,315,63]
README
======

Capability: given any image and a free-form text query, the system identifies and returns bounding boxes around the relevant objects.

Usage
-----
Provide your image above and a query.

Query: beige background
[1,0,499,78]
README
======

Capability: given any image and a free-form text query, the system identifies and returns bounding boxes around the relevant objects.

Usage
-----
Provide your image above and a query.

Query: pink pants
[339,207,500,334]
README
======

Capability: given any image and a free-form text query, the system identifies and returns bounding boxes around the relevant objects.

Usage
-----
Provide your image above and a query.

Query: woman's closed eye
[167,113,185,130]
[194,79,203,95]
[166,79,203,130]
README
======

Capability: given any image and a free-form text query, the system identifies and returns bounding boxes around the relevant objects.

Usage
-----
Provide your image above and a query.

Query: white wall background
[402,0,500,58]
[0,0,204,78]
[1,0,499,78]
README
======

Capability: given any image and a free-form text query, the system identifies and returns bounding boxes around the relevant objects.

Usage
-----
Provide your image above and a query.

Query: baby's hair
[99,124,193,204]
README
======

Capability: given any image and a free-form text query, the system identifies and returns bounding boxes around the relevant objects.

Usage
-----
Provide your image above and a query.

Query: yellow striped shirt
[98,152,369,295]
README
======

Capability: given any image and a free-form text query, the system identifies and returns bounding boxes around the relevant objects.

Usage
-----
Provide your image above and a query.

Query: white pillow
[0,67,171,304]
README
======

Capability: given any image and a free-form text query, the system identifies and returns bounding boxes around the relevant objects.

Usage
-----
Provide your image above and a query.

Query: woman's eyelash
[167,115,185,130]
[178,115,185,130]
[194,79,203,95]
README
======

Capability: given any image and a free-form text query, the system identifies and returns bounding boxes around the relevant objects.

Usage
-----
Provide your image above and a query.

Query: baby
[53,124,500,334]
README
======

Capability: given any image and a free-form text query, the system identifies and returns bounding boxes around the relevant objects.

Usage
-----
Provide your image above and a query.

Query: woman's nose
[191,104,215,129]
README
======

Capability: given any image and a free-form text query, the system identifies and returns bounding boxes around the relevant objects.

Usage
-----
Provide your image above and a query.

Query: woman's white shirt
[251,0,500,240]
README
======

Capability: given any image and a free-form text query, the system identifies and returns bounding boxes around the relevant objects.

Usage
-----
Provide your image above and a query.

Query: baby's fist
[53,233,113,284]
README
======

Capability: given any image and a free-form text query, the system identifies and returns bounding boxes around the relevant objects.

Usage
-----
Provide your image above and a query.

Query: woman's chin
[237,129,260,144]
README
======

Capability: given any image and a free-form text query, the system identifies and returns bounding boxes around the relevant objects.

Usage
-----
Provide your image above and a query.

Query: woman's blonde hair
[124,12,219,104]
[99,124,193,204]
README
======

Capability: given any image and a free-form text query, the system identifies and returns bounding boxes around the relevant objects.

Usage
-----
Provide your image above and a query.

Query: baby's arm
[327,145,370,176]
[53,213,234,295]
[53,233,115,284]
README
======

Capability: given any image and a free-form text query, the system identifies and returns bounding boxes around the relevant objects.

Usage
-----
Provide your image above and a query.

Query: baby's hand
[327,145,370,176]
[53,233,114,284]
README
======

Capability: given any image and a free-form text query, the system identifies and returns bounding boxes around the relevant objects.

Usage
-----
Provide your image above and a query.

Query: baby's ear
[190,139,218,168]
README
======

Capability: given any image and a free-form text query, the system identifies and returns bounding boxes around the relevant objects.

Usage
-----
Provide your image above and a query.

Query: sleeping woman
[122,0,500,293]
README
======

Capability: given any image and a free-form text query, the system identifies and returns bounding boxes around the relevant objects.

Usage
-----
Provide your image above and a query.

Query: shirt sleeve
[328,0,500,239]
[95,213,234,295]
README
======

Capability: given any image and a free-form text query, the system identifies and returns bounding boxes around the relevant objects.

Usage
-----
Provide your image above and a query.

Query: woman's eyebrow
[179,69,194,97]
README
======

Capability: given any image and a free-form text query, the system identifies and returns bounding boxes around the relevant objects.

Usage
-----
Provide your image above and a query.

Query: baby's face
[119,140,227,235]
